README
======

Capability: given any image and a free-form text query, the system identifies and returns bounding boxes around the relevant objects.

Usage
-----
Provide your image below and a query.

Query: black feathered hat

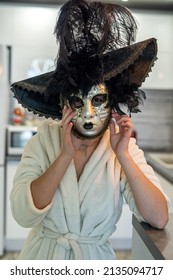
[11,0,157,119]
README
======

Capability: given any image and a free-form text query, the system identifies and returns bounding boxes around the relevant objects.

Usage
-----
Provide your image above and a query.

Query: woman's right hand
[61,105,82,159]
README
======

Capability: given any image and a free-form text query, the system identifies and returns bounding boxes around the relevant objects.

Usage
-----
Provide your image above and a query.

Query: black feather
[54,0,137,65]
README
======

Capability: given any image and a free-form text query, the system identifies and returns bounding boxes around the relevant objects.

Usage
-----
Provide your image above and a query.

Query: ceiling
[0,0,173,11]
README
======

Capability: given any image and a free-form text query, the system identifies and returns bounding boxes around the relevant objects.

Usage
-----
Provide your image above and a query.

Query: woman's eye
[69,97,83,109]
[92,94,107,107]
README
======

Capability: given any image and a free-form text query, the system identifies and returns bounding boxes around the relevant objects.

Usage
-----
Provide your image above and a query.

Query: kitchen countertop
[145,153,173,184]
[132,214,173,260]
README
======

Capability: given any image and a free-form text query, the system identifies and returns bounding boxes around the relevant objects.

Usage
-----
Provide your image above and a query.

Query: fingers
[62,105,75,129]
[116,117,133,129]
[61,106,76,141]
[61,106,81,156]
[109,119,116,136]
[111,110,133,132]
[111,110,127,120]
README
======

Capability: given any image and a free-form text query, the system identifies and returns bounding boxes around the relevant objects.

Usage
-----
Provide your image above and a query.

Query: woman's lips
[83,122,94,130]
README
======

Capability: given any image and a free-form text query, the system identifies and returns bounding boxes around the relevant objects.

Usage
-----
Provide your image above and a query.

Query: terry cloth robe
[10,120,169,260]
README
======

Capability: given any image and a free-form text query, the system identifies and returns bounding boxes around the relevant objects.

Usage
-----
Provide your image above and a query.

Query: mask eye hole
[92,94,107,107]
[69,96,83,109]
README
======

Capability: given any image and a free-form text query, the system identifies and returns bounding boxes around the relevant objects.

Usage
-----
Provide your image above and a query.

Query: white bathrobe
[10,120,168,260]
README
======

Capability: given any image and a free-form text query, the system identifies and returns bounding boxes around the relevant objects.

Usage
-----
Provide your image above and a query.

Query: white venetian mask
[67,84,111,139]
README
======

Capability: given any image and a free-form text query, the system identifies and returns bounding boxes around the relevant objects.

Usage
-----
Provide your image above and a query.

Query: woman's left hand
[109,111,134,158]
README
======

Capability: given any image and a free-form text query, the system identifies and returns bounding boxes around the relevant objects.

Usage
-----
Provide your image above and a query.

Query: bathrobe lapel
[59,162,81,234]
[78,129,113,202]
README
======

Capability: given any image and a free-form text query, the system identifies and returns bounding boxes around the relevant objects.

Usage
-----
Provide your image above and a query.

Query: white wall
[134,12,173,89]
[0,4,59,82]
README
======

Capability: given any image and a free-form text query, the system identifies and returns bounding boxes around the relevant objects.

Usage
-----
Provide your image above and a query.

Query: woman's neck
[78,136,101,158]
[80,136,101,149]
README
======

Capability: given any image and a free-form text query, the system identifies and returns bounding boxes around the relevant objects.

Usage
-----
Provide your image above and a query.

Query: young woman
[10,0,169,260]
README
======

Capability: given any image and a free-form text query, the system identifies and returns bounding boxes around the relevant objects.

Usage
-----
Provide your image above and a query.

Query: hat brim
[11,71,62,119]
[11,37,157,119]
[102,38,157,86]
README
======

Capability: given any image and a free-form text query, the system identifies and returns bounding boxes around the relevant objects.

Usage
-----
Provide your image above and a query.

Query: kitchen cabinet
[5,159,30,251]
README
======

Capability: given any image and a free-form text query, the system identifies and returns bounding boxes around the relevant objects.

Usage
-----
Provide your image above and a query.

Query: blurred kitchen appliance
[6,125,37,156]
[0,45,11,255]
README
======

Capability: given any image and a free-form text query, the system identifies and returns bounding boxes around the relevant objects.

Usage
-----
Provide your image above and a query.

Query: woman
[10,0,169,260]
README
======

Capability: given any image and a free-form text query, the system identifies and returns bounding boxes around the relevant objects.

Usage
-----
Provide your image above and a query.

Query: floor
[0,250,132,260]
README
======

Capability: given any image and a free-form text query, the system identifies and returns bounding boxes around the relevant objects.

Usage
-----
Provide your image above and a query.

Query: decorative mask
[66,84,111,139]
